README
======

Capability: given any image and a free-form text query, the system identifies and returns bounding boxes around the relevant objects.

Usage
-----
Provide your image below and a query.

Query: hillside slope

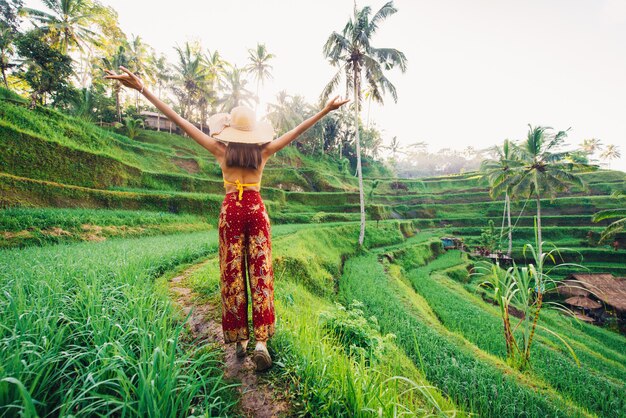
[1,95,626,417]
[1,96,624,276]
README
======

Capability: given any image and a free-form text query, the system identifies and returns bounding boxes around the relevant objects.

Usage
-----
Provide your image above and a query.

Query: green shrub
[319,300,394,364]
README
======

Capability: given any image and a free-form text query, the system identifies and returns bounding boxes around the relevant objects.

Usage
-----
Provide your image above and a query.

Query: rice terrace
[1,0,625,417]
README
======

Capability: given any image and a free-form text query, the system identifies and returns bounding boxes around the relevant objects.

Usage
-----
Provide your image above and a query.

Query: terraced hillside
[1,97,625,416]
[2,94,625,276]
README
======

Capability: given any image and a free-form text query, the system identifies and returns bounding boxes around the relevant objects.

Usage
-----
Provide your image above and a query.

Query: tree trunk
[1,67,8,89]
[354,68,366,246]
[157,85,161,131]
[506,192,512,257]
[536,193,542,256]
[115,88,121,122]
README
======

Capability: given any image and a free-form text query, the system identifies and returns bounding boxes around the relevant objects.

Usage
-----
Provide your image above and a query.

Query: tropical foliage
[480,139,518,256]
[474,234,581,370]
[492,125,595,255]
[593,191,626,242]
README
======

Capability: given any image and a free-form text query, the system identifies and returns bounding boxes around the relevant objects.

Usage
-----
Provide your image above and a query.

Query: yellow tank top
[224,179,260,200]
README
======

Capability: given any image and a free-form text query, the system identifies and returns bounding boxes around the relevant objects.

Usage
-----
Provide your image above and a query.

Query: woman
[104,66,348,371]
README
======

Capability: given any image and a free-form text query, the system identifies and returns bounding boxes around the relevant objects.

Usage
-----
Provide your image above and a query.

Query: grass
[406,251,626,417]
[339,252,593,417]
[181,222,459,417]
[2,88,626,416]
[0,207,212,248]
[0,231,238,417]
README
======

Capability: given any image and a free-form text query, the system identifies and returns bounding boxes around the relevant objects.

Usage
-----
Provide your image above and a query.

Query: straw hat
[208,106,275,144]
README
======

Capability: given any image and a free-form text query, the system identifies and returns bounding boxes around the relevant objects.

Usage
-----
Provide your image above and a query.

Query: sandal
[253,347,272,371]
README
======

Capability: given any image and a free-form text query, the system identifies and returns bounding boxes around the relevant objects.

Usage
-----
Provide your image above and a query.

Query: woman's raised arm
[104,66,225,160]
[262,96,349,158]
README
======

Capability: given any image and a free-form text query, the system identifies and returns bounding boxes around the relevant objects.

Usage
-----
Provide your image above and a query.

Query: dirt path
[169,260,291,418]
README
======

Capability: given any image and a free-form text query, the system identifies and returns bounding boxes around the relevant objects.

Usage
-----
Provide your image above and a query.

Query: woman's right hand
[104,66,144,92]
[324,95,350,112]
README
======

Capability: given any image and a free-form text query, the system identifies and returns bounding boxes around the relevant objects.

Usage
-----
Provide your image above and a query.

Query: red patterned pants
[218,190,275,343]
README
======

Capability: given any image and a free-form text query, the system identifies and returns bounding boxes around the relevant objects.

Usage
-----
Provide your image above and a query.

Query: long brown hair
[225,142,262,169]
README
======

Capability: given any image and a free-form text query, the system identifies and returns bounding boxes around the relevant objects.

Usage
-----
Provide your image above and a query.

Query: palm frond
[592,208,626,223]
[371,47,408,72]
[599,218,626,242]
[323,31,351,62]
[320,66,345,104]
[369,1,398,35]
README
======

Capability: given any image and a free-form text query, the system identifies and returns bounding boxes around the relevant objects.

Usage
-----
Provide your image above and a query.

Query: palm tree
[24,0,100,54]
[203,49,227,111]
[322,0,407,246]
[501,125,593,256]
[266,90,294,135]
[150,53,172,131]
[102,45,129,121]
[127,34,153,111]
[480,139,518,256]
[245,43,275,111]
[579,138,603,155]
[387,136,401,159]
[0,25,16,89]
[600,144,621,169]
[219,65,256,112]
[172,42,208,120]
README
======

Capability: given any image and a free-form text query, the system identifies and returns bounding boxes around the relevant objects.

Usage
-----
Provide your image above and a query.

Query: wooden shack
[557,273,626,328]
[140,111,175,132]
[140,111,209,135]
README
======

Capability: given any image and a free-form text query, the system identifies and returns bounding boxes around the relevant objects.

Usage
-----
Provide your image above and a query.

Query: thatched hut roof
[139,111,162,118]
[557,279,592,297]
[560,273,626,313]
[573,312,595,323]
[564,296,602,309]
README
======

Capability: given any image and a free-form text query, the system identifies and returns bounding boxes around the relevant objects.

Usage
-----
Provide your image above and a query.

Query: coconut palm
[0,25,16,89]
[600,144,621,169]
[149,53,172,131]
[127,34,153,111]
[24,0,100,54]
[102,45,128,121]
[387,136,401,159]
[480,139,519,256]
[203,49,227,111]
[579,138,603,155]
[266,90,294,135]
[322,0,407,246]
[266,91,310,136]
[219,65,256,112]
[172,42,209,120]
[501,125,593,255]
[245,43,274,110]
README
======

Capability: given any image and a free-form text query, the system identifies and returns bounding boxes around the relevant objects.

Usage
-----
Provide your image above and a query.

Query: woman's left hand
[104,66,144,92]
[324,96,350,112]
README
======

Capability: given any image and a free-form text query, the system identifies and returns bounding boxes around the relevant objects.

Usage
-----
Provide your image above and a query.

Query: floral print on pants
[218,190,275,343]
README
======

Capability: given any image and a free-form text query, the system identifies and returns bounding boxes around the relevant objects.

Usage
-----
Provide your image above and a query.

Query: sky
[26,0,626,171]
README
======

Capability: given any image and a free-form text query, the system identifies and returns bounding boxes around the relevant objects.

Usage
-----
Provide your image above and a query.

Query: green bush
[319,300,394,364]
